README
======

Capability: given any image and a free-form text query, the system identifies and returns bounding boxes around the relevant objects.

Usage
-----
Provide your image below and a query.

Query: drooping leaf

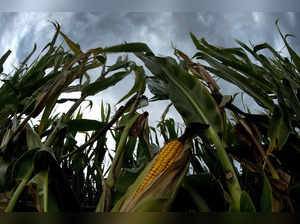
[117,66,146,104]
[136,53,223,134]
[82,71,130,96]
[146,77,169,101]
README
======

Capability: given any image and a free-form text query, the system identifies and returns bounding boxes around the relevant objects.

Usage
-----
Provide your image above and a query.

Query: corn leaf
[0,157,10,191]
[135,53,223,135]
[117,66,146,104]
[276,19,300,73]
[65,119,106,132]
[190,33,275,110]
[267,106,290,153]
[0,50,11,73]
[146,77,169,101]
[82,71,130,96]
[59,31,82,55]
[260,173,273,212]
[26,125,42,150]
[240,191,256,212]
[100,42,153,54]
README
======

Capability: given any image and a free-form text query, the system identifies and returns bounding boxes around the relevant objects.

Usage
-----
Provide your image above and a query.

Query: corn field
[0,20,299,212]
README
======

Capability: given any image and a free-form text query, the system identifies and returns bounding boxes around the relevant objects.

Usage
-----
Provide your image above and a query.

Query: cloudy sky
[0,12,299,127]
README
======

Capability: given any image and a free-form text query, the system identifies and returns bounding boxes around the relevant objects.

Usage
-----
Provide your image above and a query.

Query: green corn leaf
[146,77,169,101]
[107,55,129,72]
[267,106,290,153]
[11,150,36,180]
[260,173,273,212]
[240,191,256,212]
[195,52,274,110]
[280,79,300,121]
[191,33,275,110]
[136,53,223,134]
[182,176,211,212]
[33,148,80,211]
[165,119,178,140]
[29,170,60,212]
[82,71,130,96]
[26,125,42,150]
[0,157,10,191]
[276,19,300,73]
[96,55,107,64]
[106,103,111,122]
[59,31,82,55]
[117,66,146,104]
[100,100,105,122]
[38,94,59,135]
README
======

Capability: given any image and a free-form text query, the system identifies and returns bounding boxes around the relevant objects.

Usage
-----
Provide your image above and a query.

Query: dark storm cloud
[8,12,298,63]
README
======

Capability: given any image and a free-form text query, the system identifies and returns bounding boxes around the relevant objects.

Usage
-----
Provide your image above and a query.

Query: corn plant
[0,20,299,213]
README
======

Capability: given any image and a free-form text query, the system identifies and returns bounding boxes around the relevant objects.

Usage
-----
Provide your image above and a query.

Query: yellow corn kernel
[134,140,182,197]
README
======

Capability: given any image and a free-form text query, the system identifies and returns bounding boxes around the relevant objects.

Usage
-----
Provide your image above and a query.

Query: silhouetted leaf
[101,42,153,54]
[66,119,106,132]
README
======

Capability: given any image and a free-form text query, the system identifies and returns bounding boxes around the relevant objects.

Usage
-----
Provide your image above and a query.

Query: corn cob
[134,140,183,197]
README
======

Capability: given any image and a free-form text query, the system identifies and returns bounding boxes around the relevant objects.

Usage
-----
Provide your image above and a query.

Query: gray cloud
[2,0,300,11]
